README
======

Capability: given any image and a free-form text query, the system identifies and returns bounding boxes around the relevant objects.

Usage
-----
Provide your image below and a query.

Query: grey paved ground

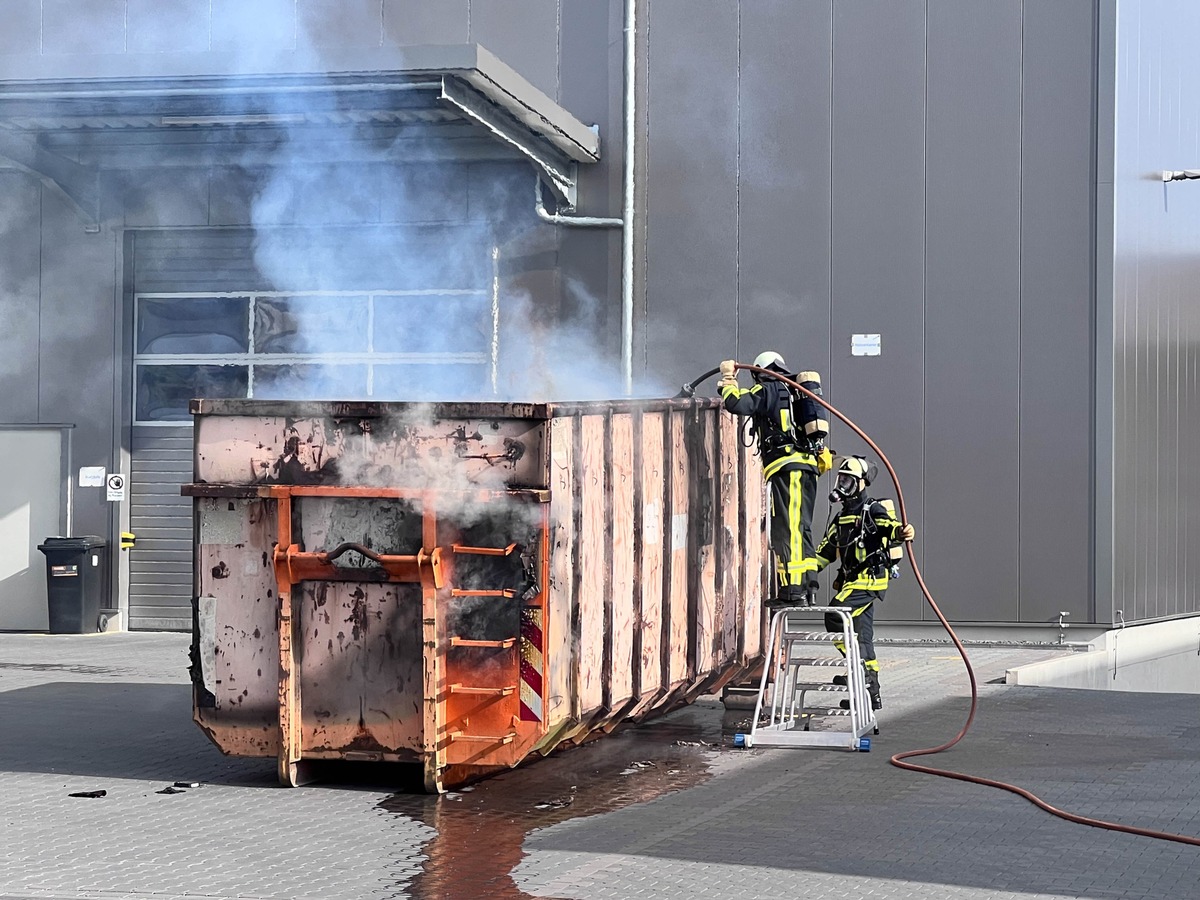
[1,631,1198,900]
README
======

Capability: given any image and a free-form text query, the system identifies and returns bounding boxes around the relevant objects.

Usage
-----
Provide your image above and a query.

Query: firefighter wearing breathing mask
[814,455,915,710]
[718,353,833,609]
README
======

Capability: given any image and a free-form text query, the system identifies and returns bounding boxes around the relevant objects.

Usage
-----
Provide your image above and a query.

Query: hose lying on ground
[718,362,1200,848]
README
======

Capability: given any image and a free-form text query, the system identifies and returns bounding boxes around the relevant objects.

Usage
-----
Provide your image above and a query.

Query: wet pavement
[1,631,1199,900]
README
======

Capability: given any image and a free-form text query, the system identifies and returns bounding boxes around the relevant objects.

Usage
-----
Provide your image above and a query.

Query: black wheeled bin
[36,536,108,634]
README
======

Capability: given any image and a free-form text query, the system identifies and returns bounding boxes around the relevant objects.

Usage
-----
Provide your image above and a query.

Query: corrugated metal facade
[1108,0,1200,624]
[643,0,1099,625]
[6,0,1200,633]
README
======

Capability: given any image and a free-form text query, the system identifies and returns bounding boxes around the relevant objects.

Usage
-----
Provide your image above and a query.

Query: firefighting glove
[900,524,915,542]
[816,446,834,475]
[719,359,737,379]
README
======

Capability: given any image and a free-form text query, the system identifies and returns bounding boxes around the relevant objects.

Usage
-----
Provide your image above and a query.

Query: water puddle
[379,704,726,899]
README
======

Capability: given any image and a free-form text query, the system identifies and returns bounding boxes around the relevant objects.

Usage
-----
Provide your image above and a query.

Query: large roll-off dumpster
[184,397,768,790]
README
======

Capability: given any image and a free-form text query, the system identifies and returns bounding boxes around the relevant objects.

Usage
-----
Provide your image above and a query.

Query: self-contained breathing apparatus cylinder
[878,498,905,579]
[794,371,829,443]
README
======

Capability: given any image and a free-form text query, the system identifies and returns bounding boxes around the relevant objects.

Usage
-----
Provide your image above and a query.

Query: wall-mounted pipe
[533,0,637,395]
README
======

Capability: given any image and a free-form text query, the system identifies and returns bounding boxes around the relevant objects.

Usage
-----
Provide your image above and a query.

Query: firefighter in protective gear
[815,455,915,710]
[719,354,833,608]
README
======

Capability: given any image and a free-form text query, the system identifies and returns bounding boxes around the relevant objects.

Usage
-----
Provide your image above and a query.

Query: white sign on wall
[78,466,106,487]
[852,333,882,357]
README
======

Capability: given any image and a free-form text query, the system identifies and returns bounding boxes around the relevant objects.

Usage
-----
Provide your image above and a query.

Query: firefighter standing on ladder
[815,455,915,710]
[718,353,832,609]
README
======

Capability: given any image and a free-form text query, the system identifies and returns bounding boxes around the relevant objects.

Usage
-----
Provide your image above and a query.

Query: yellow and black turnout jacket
[719,379,818,480]
[815,495,905,600]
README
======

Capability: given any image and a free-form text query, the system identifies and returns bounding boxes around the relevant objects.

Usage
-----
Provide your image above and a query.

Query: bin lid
[37,535,107,552]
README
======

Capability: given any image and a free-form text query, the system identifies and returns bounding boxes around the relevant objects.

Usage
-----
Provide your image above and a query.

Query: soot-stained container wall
[185,397,766,791]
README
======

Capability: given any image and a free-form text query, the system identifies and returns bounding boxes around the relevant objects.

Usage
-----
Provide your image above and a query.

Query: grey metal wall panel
[37,191,118,542]
[644,0,739,392]
[0,174,42,423]
[127,0,211,54]
[299,0,384,48]
[557,0,619,362]
[120,170,211,229]
[737,0,832,379]
[42,0,126,55]
[1018,0,1096,624]
[1111,0,1200,624]
[0,0,40,55]
[923,0,1022,622]
[210,0,297,53]
[470,0,561,100]
[829,0,927,620]
[384,0,469,46]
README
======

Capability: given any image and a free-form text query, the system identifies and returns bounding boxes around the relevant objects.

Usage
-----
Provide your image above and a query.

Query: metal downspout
[620,0,637,396]
[533,0,637,395]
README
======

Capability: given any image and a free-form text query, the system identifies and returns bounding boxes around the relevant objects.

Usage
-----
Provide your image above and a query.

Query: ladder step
[448,683,517,697]
[787,632,842,641]
[447,731,516,744]
[792,683,847,692]
[450,589,516,598]
[449,637,517,649]
[452,543,518,556]
[788,658,847,667]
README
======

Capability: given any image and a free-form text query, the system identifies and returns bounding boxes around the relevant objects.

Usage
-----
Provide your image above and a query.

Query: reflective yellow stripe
[790,470,802,577]
[762,452,817,480]
[780,408,790,433]
[864,659,880,672]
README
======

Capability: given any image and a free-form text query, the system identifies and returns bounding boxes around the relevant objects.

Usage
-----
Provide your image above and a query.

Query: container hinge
[448,684,517,697]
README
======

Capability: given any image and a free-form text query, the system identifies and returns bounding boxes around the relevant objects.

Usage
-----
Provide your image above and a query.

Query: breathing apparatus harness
[701,360,1200,850]
[826,457,903,585]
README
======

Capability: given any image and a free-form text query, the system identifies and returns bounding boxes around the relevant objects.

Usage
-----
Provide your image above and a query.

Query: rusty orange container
[184,398,767,790]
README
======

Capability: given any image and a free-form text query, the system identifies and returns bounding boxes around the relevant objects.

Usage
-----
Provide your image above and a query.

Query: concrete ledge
[1006,616,1200,693]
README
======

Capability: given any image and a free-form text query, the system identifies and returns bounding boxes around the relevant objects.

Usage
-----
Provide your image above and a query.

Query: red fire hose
[735,362,1200,848]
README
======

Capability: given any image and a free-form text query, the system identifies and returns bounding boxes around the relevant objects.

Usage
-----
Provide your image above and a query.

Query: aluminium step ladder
[734,606,878,751]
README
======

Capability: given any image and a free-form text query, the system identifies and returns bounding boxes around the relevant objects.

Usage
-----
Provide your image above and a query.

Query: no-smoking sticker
[106,473,127,502]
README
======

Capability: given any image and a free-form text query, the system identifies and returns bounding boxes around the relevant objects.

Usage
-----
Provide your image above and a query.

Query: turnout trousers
[767,466,817,592]
[824,589,880,674]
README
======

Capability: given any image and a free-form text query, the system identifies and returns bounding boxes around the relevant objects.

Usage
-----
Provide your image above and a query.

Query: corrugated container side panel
[609,412,636,710]
[638,412,665,698]
[577,415,607,717]
[690,411,717,673]
[718,411,740,660]
[545,417,575,730]
[667,411,689,686]
[741,437,765,660]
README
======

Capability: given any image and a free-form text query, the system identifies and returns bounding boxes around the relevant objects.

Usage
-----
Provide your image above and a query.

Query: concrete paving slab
[1,632,1197,899]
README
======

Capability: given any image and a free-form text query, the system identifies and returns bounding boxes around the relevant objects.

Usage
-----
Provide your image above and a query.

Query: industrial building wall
[0,173,121,551]
[1109,0,1200,624]
[641,0,1098,625]
[1,0,1104,629]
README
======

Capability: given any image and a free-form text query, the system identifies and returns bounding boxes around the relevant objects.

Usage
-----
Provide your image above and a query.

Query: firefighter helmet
[753,350,787,372]
[831,455,875,501]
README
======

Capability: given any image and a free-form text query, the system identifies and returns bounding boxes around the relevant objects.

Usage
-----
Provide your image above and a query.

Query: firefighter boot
[865,669,883,710]
[764,583,808,610]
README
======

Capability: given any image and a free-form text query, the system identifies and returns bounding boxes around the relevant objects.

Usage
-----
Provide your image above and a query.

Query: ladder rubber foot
[858,738,871,752]
[733,733,747,748]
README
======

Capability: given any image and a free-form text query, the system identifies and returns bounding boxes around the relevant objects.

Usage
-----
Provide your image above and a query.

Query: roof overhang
[0,44,600,228]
